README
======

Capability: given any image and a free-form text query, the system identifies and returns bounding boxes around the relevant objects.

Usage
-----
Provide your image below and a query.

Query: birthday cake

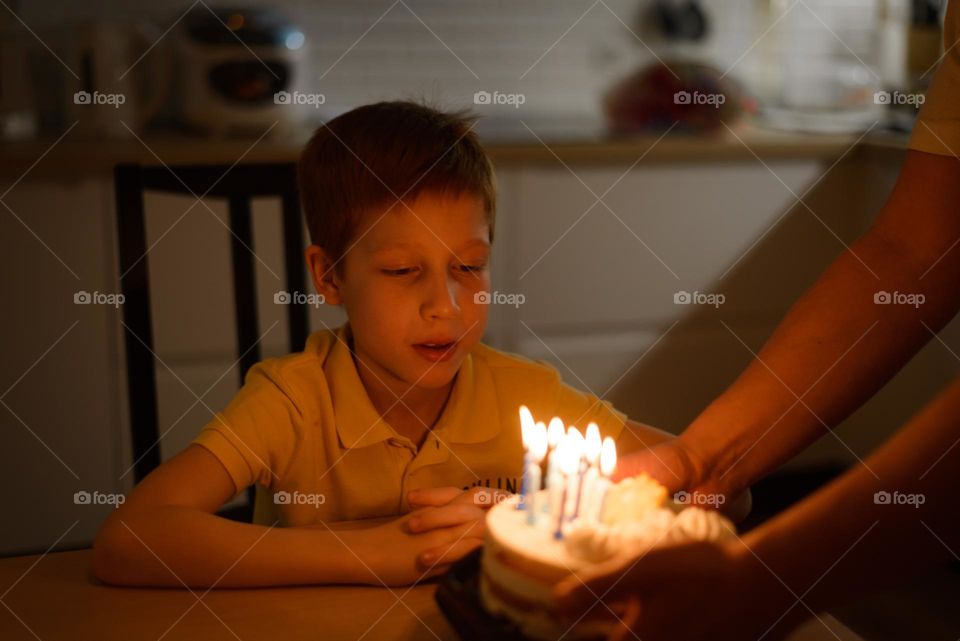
[479,474,735,640]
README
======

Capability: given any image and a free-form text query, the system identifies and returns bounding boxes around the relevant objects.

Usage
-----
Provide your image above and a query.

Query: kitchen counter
[0,122,909,179]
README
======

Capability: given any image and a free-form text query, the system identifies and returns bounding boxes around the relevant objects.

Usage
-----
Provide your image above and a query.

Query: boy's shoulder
[470,342,561,383]
[240,329,340,403]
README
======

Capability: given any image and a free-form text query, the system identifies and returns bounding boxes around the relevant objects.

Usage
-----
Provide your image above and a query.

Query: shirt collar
[326,325,501,449]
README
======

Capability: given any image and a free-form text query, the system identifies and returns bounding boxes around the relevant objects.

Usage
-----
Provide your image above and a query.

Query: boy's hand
[347,512,483,586]
[407,485,512,510]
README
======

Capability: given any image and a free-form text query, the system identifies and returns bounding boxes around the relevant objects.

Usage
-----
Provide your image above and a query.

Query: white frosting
[564,506,734,564]
[669,506,734,542]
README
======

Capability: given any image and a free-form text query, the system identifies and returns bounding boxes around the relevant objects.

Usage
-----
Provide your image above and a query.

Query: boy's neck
[353,355,454,450]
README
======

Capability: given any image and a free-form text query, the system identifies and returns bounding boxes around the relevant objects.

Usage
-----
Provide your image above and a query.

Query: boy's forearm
[682,228,960,497]
[740,377,960,610]
[93,506,372,588]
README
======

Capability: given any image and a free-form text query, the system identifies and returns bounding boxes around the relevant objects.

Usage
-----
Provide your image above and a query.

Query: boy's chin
[405,363,460,389]
[401,356,465,390]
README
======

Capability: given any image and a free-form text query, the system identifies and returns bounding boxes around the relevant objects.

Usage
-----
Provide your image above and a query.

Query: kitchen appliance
[54,20,172,139]
[172,6,309,137]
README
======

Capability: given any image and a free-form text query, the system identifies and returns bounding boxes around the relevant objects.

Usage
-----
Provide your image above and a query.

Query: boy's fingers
[407,487,464,507]
[462,486,513,508]
[407,504,486,533]
[419,537,483,569]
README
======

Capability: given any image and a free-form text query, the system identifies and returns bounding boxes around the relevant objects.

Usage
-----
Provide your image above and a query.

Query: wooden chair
[113,162,309,521]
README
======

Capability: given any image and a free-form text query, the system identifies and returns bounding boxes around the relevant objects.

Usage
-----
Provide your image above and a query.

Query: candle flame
[532,421,548,461]
[565,427,584,466]
[558,435,579,475]
[547,417,565,447]
[519,405,535,448]
[600,436,617,476]
[584,422,601,463]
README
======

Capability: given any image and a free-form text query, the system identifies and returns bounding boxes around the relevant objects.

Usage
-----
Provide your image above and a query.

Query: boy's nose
[421,274,459,320]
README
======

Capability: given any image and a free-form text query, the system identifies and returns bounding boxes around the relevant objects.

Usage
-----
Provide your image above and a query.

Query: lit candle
[541,417,566,516]
[517,405,535,510]
[526,422,548,525]
[585,437,617,523]
[553,436,579,539]
[563,427,585,525]
[578,423,602,522]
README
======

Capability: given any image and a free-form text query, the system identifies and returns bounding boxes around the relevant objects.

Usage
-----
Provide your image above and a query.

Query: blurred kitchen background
[1,0,956,603]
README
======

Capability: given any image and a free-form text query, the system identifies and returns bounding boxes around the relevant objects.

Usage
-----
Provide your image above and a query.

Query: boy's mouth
[412,340,458,363]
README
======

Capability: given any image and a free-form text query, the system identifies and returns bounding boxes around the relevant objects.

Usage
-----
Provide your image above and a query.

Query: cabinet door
[0,174,121,553]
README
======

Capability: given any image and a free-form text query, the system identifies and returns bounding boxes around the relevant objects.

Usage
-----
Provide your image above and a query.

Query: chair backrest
[114,162,310,521]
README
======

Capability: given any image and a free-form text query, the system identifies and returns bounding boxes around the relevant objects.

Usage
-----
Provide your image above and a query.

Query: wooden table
[0,549,863,641]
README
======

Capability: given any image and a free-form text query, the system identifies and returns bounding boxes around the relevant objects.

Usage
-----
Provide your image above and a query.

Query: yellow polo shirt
[909,0,960,156]
[191,326,626,526]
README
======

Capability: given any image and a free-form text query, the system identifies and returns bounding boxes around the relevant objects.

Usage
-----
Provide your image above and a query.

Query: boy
[92,101,671,588]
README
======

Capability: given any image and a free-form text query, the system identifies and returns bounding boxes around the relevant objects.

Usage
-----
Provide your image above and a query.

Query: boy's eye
[456,263,487,274]
[382,267,417,276]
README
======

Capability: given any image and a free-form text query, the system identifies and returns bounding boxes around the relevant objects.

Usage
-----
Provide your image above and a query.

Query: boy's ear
[304,245,344,306]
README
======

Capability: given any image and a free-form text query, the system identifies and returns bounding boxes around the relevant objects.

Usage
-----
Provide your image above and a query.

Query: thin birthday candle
[563,427,584,525]
[517,405,535,510]
[526,421,548,525]
[589,436,617,523]
[542,417,566,516]
[578,423,602,522]
[553,437,577,540]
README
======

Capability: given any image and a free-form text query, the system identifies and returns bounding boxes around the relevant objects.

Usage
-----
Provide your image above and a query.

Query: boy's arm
[618,150,960,500]
[92,445,480,588]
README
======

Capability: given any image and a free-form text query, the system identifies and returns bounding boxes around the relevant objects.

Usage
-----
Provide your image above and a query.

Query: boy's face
[309,191,491,393]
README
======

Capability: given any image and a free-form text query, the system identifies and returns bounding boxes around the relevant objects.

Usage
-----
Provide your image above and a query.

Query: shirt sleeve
[908,1,960,156]
[191,360,300,497]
